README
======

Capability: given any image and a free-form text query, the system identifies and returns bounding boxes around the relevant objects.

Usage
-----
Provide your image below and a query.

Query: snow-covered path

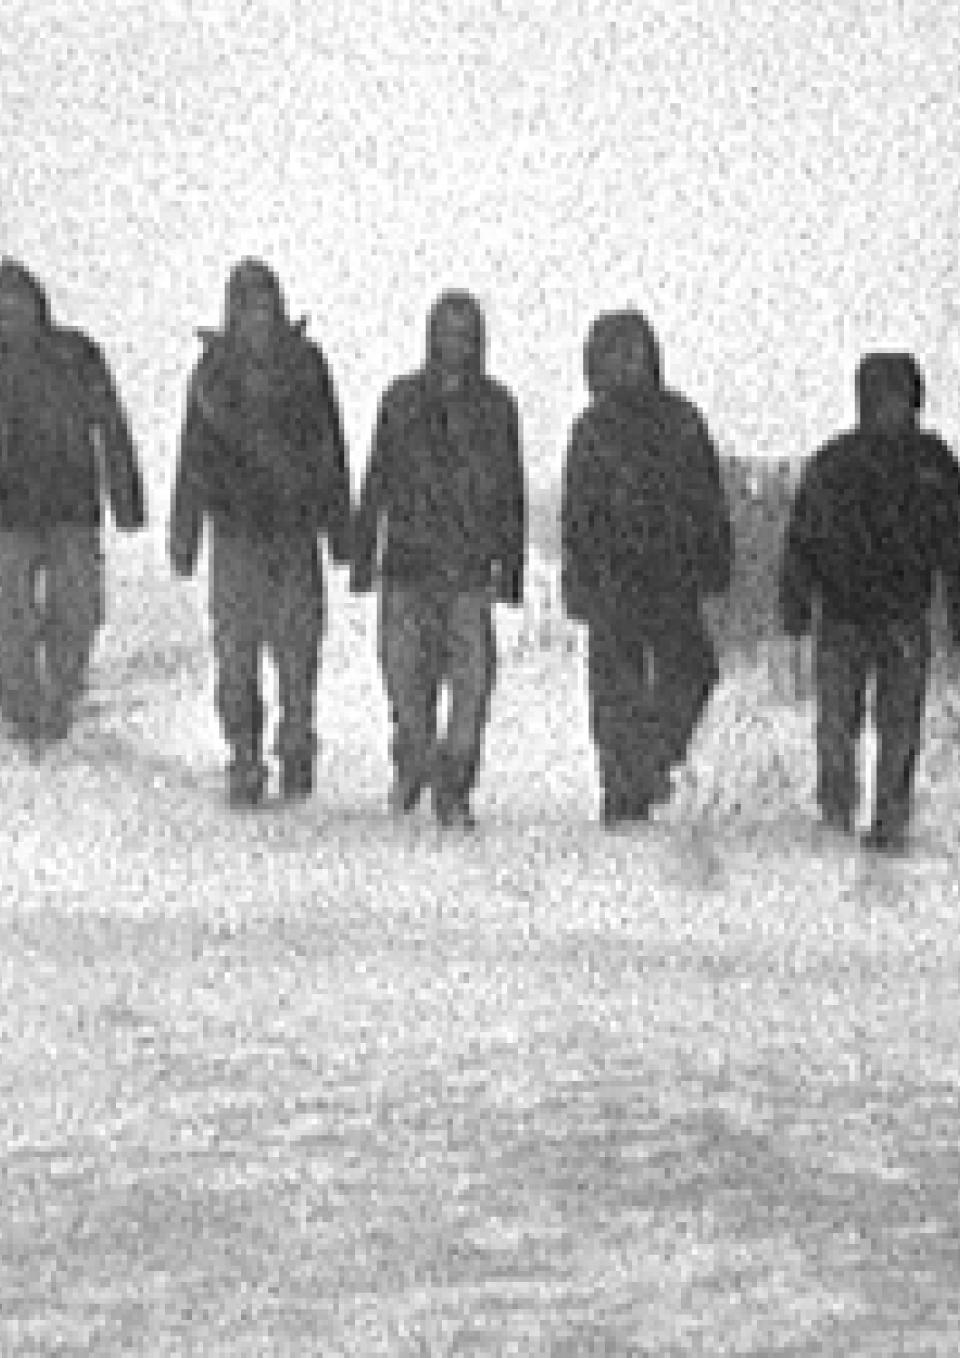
[2,549,959,1354]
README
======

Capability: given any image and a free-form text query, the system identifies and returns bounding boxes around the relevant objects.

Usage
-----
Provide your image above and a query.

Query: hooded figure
[562,308,732,825]
[0,259,51,326]
[583,308,662,398]
[855,350,925,426]
[169,258,352,807]
[780,350,960,852]
[351,289,525,828]
[0,257,145,743]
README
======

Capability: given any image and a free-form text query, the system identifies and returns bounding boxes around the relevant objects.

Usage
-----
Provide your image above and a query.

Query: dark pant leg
[623,634,675,812]
[457,602,496,797]
[434,589,496,816]
[589,618,630,817]
[652,611,719,771]
[815,616,868,826]
[266,536,323,770]
[379,584,441,794]
[210,529,265,770]
[0,529,49,736]
[377,587,402,767]
[380,583,444,804]
[43,526,104,729]
[873,620,929,841]
[588,615,663,820]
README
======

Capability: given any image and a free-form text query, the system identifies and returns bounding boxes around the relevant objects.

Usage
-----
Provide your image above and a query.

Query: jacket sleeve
[561,414,604,621]
[93,352,146,532]
[302,344,352,563]
[928,437,960,645]
[778,462,819,638]
[350,390,396,594]
[60,332,146,531]
[168,369,208,578]
[682,408,733,598]
[494,393,525,605]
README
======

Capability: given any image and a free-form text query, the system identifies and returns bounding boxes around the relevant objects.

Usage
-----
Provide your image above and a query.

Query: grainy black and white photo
[2,1,959,1352]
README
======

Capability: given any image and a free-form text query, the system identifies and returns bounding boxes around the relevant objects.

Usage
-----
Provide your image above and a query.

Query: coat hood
[0,257,51,326]
[426,290,486,380]
[584,309,661,400]
[855,351,924,426]
[223,258,286,333]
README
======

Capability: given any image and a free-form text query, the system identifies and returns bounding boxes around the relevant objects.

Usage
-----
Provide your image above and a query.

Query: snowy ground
[2,538,959,1355]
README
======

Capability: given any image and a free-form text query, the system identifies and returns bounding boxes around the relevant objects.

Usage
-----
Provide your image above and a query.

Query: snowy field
[2,537,960,1355]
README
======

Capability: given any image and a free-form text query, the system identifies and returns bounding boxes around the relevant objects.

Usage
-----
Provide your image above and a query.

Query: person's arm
[561,414,603,621]
[350,387,398,594]
[301,342,352,564]
[60,331,146,530]
[680,404,733,598]
[94,353,146,532]
[778,460,820,638]
[928,436,960,648]
[168,369,208,578]
[493,392,525,605]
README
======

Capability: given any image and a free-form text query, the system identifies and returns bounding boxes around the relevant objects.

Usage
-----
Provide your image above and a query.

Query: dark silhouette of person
[780,351,960,852]
[169,259,351,807]
[562,308,732,825]
[0,257,145,742]
[352,291,525,829]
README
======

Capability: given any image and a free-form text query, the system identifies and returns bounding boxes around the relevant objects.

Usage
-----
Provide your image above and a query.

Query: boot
[862,819,909,855]
[388,704,437,815]
[862,789,910,854]
[280,750,314,802]
[436,790,476,831]
[603,795,652,827]
[647,761,675,809]
[601,759,671,826]
[818,800,854,836]
[227,752,267,809]
[389,772,426,816]
[602,776,652,827]
[432,749,476,830]
[388,736,437,816]
[17,697,73,747]
[435,795,476,831]
[865,742,917,856]
[816,763,857,835]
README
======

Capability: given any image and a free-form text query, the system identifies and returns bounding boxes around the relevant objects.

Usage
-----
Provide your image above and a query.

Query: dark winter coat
[169,323,351,574]
[351,371,526,603]
[0,326,144,531]
[561,385,733,627]
[779,426,960,639]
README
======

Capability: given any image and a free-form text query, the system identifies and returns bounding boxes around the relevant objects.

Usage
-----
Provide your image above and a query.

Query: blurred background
[2,0,959,671]
[2,0,958,506]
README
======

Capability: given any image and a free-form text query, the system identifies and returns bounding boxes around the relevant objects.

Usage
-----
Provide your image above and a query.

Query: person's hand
[780,604,810,640]
[350,563,374,595]
[169,513,200,579]
[170,539,196,579]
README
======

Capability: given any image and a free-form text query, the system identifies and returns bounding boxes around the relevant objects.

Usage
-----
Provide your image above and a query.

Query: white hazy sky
[2,0,958,509]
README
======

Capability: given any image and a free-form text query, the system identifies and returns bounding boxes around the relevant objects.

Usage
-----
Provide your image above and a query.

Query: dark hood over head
[426,290,487,382]
[223,257,286,333]
[0,257,51,327]
[585,308,661,401]
[855,350,924,427]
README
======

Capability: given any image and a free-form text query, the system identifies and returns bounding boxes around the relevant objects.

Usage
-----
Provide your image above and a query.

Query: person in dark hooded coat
[169,259,352,807]
[780,351,960,852]
[562,308,733,825]
[0,257,145,742]
[351,290,525,828]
